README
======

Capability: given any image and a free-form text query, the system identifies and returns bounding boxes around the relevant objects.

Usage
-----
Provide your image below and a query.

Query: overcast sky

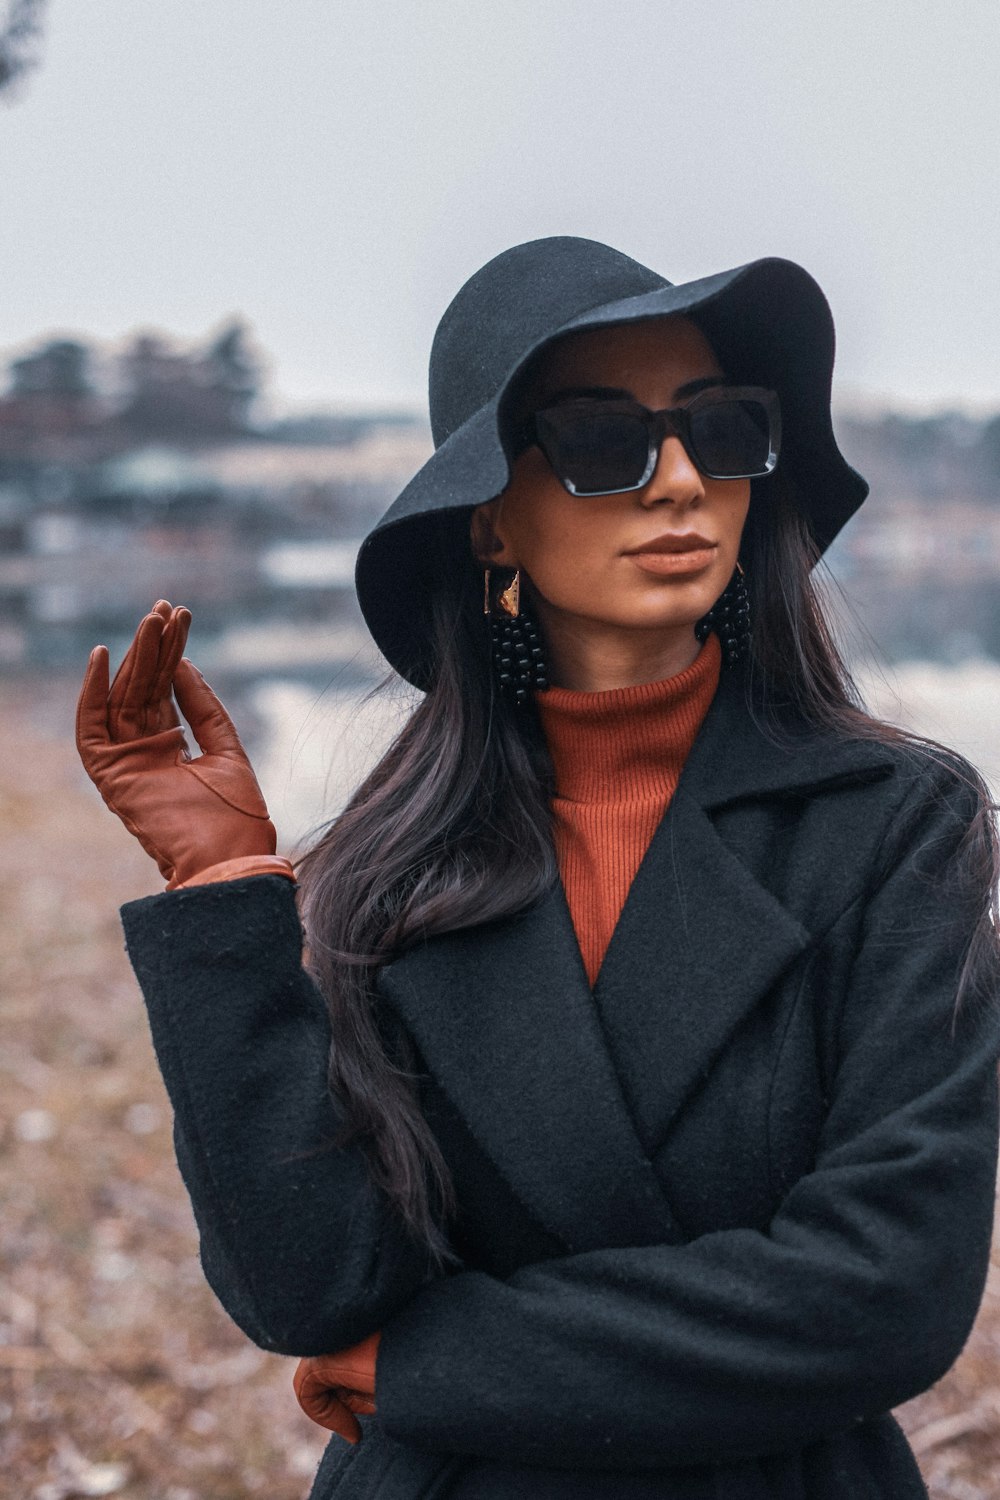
[3,0,999,415]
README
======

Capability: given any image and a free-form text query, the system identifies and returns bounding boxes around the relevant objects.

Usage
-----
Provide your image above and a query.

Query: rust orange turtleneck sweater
[534,631,722,987]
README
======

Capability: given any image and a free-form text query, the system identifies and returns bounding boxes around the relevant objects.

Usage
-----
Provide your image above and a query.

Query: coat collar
[679,660,899,810]
[378,666,898,1256]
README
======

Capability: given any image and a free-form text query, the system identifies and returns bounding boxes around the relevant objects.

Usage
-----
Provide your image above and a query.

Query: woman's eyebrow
[671,375,734,400]
[539,375,734,406]
[539,384,633,404]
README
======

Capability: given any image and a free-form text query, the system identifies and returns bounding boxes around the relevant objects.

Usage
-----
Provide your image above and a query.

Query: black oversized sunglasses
[518,385,781,496]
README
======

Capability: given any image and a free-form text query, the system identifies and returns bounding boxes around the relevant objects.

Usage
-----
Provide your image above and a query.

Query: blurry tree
[975,415,1000,502]
[202,319,262,430]
[0,0,46,97]
[10,339,94,398]
[0,338,100,455]
[117,321,262,440]
[893,415,962,500]
[118,333,199,437]
[837,410,993,502]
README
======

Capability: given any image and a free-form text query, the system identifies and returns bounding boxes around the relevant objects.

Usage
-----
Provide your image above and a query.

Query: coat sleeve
[120,874,439,1357]
[374,762,1000,1470]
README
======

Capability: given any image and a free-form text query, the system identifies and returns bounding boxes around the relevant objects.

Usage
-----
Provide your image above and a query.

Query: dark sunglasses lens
[688,399,772,476]
[541,410,650,493]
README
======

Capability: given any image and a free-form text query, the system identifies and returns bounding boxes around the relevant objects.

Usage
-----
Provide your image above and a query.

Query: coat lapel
[592,786,811,1156]
[378,885,683,1253]
[379,663,898,1254]
[593,666,898,1156]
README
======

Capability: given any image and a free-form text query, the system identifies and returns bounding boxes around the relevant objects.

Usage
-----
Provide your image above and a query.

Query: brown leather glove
[106,598,188,742]
[76,601,280,889]
[292,1331,382,1445]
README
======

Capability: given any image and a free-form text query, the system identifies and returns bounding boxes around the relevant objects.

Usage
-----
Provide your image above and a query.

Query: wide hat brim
[356,247,867,691]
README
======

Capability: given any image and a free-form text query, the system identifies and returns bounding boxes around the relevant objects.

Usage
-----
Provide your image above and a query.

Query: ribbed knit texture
[534,631,722,986]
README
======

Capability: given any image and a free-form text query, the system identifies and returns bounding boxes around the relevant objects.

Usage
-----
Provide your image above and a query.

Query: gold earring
[498,569,520,617]
[483,566,522,618]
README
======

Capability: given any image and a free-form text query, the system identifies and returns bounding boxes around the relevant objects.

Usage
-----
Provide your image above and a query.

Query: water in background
[853,657,1000,793]
[3,398,999,846]
[250,653,1000,855]
[195,479,1000,846]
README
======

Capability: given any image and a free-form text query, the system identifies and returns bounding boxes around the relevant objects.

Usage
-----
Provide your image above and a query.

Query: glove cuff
[170,855,297,890]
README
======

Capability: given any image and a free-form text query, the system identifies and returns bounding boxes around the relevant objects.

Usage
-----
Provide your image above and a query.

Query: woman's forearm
[121,873,440,1356]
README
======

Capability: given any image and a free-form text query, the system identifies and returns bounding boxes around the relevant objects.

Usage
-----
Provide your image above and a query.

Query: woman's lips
[625,543,718,576]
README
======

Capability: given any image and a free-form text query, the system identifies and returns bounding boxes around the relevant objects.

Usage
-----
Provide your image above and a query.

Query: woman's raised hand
[76,600,279,889]
[106,598,189,742]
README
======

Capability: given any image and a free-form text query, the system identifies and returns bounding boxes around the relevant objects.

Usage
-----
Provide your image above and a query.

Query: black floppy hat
[355,235,868,690]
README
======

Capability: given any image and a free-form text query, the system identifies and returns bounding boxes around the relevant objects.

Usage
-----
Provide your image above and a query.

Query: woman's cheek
[528,557,589,615]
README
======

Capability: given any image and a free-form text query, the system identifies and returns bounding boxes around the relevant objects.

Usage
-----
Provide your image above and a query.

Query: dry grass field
[0,677,328,1500]
[1,675,998,1499]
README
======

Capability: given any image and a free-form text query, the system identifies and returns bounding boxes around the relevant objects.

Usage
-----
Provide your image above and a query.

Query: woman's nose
[638,434,705,508]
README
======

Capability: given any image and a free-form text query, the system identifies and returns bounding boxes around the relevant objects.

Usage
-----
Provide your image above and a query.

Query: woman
[76,236,1000,1500]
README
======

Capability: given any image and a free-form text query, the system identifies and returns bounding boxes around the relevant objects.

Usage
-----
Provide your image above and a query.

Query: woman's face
[470,315,752,686]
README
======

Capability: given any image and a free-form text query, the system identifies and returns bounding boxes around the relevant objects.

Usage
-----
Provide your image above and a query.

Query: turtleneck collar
[534,632,722,804]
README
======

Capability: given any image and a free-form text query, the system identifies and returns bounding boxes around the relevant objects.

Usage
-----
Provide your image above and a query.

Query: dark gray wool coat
[119,661,1000,1500]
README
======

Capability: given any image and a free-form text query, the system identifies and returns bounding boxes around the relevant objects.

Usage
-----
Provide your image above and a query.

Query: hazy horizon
[6,322,999,425]
[4,2,1000,415]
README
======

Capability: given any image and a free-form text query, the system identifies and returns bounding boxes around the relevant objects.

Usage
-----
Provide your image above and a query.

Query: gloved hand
[292,1331,382,1445]
[76,600,282,889]
[106,598,189,742]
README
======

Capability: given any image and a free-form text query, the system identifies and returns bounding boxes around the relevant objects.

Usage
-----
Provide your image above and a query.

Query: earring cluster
[694,562,751,667]
[483,568,549,704]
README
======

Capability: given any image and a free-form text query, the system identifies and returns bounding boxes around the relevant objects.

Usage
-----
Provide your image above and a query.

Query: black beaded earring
[694,561,751,667]
[483,568,549,704]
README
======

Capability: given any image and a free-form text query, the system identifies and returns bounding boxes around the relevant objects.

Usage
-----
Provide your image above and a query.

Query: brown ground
[1,676,998,1500]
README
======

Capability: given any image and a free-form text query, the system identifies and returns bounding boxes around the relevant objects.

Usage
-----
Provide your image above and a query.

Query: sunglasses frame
[529,384,782,496]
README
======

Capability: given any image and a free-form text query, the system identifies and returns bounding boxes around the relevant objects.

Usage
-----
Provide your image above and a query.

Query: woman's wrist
[168,855,297,890]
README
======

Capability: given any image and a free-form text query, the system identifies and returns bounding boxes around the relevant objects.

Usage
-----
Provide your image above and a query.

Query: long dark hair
[295,468,1000,1268]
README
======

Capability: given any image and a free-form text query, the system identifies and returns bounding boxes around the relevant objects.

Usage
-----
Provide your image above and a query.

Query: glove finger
[76,646,112,756]
[173,658,248,759]
[308,1331,380,1393]
[321,1358,377,1391]
[292,1363,362,1443]
[150,605,192,707]
[147,599,173,631]
[110,601,180,738]
[321,1397,362,1444]
[338,1389,377,1416]
[108,609,168,741]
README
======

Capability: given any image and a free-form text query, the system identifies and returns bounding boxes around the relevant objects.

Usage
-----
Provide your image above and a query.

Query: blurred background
[1,2,999,1497]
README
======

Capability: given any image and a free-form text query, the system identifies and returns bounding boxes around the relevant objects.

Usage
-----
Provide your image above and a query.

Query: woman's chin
[532,582,724,638]
[591,610,707,639]
[615,584,725,634]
